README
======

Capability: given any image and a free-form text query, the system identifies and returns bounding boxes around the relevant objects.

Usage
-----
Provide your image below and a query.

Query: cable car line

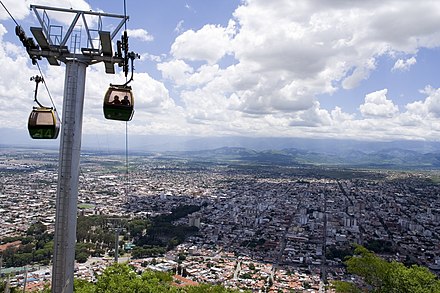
[125,119,130,200]
[8,4,135,292]
[124,0,131,202]
[0,0,19,26]
[2,1,58,115]
[0,1,62,139]
[3,0,136,140]
[103,0,139,122]
[35,62,62,123]
[103,32,139,122]
[124,0,128,32]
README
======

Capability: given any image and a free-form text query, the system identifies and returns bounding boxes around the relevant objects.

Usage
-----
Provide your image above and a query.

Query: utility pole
[4,277,10,293]
[114,227,121,263]
[19,5,128,293]
[321,192,328,292]
[22,266,27,293]
[108,218,125,263]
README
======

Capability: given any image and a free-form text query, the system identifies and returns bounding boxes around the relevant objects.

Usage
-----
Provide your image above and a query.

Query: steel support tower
[24,5,128,293]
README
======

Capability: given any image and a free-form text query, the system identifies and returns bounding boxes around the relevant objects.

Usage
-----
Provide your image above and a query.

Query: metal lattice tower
[24,5,129,293]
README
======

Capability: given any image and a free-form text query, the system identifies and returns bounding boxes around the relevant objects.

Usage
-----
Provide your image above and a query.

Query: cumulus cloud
[0,0,90,22]
[5,0,440,141]
[359,89,399,118]
[157,59,194,85]
[331,107,355,122]
[30,1,92,26]
[392,57,417,72]
[0,27,40,127]
[127,29,154,42]
[424,95,440,117]
[0,0,29,20]
[131,72,176,112]
[342,59,376,89]
[139,53,163,63]
[163,0,440,129]
[36,0,90,10]
[289,102,332,127]
[171,22,235,64]
[80,68,183,136]
[408,86,440,117]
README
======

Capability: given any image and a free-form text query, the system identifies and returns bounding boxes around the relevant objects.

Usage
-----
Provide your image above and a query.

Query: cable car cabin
[103,85,134,121]
[28,107,60,139]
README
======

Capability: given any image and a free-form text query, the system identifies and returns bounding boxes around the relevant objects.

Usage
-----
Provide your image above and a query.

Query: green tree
[94,263,143,292]
[388,262,440,293]
[129,218,149,239]
[74,279,96,293]
[182,284,247,292]
[76,252,89,263]
[70,263,247,293]
[27,221,47,236]
[94,263,178,293]
[333,245,440,293]
[178,252,187,262]
[14,253,33,267]
[332,281,362,293]
[75,242,94,263]
[344,245,392,291]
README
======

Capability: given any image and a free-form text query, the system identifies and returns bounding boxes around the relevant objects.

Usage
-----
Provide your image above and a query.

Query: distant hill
[4,130,440,169]
[157,145,440,170]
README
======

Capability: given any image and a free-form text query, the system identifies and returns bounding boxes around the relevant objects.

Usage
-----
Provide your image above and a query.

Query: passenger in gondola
[121,95,131,106]
[111,95,121,105]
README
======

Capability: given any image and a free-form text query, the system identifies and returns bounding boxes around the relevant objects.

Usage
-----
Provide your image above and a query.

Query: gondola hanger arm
[30,75,44,108]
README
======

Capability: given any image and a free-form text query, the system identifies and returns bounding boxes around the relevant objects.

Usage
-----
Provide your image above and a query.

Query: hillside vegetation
[38,263,246,293]
[333,245,440,293]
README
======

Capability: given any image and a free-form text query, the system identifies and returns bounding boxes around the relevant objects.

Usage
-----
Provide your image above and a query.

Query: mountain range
[3,128,440,169]
[157,146,440,170]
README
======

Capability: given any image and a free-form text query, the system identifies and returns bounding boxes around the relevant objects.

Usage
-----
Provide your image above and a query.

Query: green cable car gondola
[103,85,134,121]
[104,32,139,122]
[27,75,60,139]
[28,107,60,139]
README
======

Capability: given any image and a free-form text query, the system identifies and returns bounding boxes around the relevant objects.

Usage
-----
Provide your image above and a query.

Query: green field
[78,203,95,209]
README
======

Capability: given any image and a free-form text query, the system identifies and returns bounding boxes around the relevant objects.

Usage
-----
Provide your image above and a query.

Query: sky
[2,0,440,148]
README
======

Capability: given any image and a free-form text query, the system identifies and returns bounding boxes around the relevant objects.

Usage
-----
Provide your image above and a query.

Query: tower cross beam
[60,13,81,47]
[30,5,128,48]
[26,48,124,64]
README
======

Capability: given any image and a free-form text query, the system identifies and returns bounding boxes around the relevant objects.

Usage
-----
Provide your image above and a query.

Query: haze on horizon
[1,0,440,145]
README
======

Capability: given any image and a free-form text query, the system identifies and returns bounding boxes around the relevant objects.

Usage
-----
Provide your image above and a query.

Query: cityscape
[2,0,440,292]
[1,146,440,292]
